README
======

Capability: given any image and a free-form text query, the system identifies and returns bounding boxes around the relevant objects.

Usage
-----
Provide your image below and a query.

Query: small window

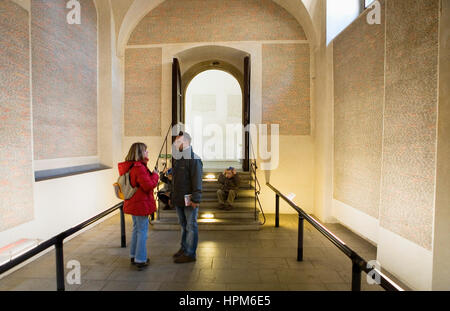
[326,0,361,45]
[365,0,376,8]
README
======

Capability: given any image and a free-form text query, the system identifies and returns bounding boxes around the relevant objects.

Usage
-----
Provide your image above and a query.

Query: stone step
[157,197,254,206]
[152,218,261,231]
[202,184,255,191]
[197,199,255,209]
[158,206,259,220]
[200,196,255,202]
[201,190,255,199]
[157,200,255,210]
[202,161,243,171]
[202,171,252,179]
[203,180,253,187]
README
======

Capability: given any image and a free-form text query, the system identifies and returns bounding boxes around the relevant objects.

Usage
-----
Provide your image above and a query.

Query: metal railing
[267,183,404,292]
[155,124,174,221]
[155,124,173,172]
[0,202,126,291]
[249,138,266,225]
[250,159,266,225]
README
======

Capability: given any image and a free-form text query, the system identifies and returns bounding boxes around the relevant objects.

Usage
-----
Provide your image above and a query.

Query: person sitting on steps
[217,167,241,211]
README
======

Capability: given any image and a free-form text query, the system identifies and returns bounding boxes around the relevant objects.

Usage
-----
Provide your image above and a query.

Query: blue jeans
[175,206,199,258]
[130,215,149,263]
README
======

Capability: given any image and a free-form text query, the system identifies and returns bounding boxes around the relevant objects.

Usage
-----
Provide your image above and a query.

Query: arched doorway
[172,56,250,171]
[184,69,243,169]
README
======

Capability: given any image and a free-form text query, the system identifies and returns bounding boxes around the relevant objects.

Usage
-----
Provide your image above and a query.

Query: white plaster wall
[378,227,434,291]
[258,136,315,215]
[333,197,436,291]
[0,169,120,248]
[311,5,335,223]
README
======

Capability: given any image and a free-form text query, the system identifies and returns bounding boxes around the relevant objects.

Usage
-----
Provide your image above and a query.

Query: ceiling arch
[116,0,318,57]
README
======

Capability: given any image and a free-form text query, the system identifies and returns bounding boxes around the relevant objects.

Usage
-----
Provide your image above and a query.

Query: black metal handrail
[155,124,174,221]
[249,138,266,225]
[250,160,266,225]
[0,202,126,291]
[155,124,173,171]
[266,183,404,292]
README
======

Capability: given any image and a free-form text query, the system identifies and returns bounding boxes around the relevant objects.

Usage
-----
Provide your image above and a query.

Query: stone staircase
[152,170,262,231]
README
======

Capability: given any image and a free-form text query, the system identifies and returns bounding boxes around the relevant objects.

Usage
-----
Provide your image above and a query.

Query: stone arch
[182,60,244,100]
[177,45,249,86]
[117,0,317,56]
[175,44,250,127]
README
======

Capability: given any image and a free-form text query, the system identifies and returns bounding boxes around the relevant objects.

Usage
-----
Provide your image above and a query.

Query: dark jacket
[171,146,203,206]
[159,172,173,193]
[118,161,159,216]
[218,173,241,191]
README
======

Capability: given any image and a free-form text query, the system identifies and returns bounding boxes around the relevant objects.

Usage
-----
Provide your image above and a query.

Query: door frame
[173,58,251,171]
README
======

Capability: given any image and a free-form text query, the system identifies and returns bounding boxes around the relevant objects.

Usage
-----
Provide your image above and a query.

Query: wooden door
[243,56,251,172]
[172,58,183,136]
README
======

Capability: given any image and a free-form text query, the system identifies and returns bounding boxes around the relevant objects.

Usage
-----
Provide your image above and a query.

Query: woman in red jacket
[118,143,159,270]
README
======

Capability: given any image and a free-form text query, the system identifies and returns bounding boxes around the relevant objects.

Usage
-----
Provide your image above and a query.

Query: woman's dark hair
[125,143,147,162]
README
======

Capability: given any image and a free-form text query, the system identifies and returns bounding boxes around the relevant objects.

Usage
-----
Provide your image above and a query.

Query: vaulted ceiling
[109,0,322,56]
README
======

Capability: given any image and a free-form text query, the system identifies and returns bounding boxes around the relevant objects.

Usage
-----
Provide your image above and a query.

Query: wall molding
[126,40,309,49]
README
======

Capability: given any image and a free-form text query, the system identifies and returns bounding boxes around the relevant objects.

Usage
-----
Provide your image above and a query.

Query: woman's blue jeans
[130,215,149,263]
[175,206,199,258]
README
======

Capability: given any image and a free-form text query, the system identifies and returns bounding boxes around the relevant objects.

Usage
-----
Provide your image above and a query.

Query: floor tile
[101,280,139,291]
[0,214,405,291]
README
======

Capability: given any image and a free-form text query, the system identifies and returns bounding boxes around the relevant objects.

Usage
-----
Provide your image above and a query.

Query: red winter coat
[118,160,159,216]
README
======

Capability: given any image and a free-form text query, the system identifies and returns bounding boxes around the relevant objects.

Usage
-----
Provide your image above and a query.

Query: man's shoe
[173,248,185,258]
[131,258,136,265]
[218,203,226,210]
[224,204,233,211]
[135,259,150,270]
[174,254,196,264]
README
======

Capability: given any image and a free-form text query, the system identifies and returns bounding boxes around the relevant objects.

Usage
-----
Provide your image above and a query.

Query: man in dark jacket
[217,167,240,210]
[171,132,203,263]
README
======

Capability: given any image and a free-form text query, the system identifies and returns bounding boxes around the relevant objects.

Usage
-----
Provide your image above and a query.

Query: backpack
[113,164,137,200]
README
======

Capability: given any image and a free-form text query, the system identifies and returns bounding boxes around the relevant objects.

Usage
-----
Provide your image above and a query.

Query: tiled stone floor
[0,214,409,291]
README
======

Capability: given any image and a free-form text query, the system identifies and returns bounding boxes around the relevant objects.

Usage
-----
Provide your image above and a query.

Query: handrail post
[253,163,257,222]
[352,260,362,291]
[120,205,126,248]
[297,215,304,261]
[275,194,280,228]
[55,237,65,291]
[165,132,168,168]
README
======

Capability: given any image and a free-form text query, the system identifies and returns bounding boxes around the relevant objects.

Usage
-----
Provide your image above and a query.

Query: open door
[172,58,183,136]
[243,56,251,172]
